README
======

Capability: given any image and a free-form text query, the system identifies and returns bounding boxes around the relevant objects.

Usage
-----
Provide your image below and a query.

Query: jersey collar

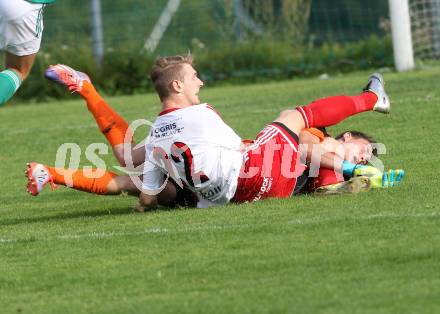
[158,107,182,116]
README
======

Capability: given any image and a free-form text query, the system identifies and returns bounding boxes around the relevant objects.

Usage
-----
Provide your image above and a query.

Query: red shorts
[232,122,307,203]
[310,167,344,190]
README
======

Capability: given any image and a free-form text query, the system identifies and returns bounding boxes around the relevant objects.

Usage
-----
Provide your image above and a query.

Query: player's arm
[300,129,405,188]
[299,128,323,164]
[350,165,405,188]
[299,128,344,169]
[299,128,323,145]
[137,155,169,212]
[138,180,185,211]
[138,192,158,211]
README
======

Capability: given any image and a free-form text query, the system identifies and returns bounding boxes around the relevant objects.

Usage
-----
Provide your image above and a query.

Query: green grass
[1,68,440,313]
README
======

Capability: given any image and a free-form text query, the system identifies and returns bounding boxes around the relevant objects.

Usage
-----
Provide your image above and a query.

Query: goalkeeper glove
[369,169,405,188]
[342,161,381,177]
[342,161,405,188]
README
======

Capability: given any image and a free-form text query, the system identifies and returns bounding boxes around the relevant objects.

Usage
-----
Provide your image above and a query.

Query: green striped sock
[0,69,22,106]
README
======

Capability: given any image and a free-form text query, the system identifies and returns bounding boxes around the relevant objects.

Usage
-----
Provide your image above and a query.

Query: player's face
[181,64,204,105]
[342,137,373,165]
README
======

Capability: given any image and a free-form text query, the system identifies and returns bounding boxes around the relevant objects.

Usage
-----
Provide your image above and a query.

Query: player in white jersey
[0,0,53,107]
[142,103,243,207]
[26,56,404,209]
[140,55,246,208]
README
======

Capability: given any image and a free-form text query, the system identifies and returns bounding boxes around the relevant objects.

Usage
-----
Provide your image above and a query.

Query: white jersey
[142,103,244,207]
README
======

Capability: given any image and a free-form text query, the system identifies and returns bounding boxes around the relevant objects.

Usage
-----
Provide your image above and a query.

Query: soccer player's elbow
[137,193,158,212]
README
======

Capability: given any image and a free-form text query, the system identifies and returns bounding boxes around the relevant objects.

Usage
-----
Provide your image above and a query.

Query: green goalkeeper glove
[342,161,381,177]
[342,161,405,188]
[368,169,405,188]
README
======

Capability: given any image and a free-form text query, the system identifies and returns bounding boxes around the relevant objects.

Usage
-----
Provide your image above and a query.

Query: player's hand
[352,165,382,177]
[343,161,405,189]
[369,169,405,188]
[342,161,382,177]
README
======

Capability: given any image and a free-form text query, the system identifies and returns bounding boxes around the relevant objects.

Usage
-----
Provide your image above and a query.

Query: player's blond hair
[150,54,194,101]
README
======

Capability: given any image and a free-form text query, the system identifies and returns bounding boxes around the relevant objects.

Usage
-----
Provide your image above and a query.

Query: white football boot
[26,162,56,196]
[363,73,391,113]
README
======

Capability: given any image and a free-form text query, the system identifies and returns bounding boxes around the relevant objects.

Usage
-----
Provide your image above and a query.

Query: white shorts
[0,0,45,56]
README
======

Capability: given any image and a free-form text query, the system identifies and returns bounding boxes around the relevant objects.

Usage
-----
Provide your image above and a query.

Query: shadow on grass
[0,206,134,226]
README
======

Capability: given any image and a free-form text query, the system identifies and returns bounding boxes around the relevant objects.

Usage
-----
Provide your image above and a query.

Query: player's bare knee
[105,178,121,195]
[274,109,305,134]
[114,175,139,195]
[276,109,296,121]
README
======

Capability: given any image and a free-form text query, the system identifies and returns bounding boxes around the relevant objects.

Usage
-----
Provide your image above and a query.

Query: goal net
[410,0,440,59]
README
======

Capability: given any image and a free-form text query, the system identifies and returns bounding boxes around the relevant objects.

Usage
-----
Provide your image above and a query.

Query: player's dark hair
[150,54,194,101]
[335,130,378,156]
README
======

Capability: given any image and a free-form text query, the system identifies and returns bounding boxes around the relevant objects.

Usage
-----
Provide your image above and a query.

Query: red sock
[78,81,133,146]
[47,167,117,195]
[296,92,377,128]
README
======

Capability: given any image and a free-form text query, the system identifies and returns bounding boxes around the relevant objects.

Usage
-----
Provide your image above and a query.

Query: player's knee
[118,176,139,195]
[276,109,303,124]
[105,178,121,195]
[277,109,296,120]
[274,109,305,135]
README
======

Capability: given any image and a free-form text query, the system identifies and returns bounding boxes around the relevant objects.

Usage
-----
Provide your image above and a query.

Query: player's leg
[1,53,37,106]
[275,73,389,134]
[25,162,135,196]
[44,65,144,167]
[76,79,141,168]
[4,51,36,81]
[307,167,369,194]
[26,162,196,208]
[0,52,37,106]
[104,175,140,195]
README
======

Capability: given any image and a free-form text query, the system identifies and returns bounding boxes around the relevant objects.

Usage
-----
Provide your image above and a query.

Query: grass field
[1,67,440,313]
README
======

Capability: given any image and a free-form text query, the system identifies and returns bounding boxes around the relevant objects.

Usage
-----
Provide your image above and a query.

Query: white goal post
[389,0,415,72]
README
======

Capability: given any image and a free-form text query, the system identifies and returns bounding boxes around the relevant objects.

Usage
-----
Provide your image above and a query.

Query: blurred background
[8,0,440,102]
